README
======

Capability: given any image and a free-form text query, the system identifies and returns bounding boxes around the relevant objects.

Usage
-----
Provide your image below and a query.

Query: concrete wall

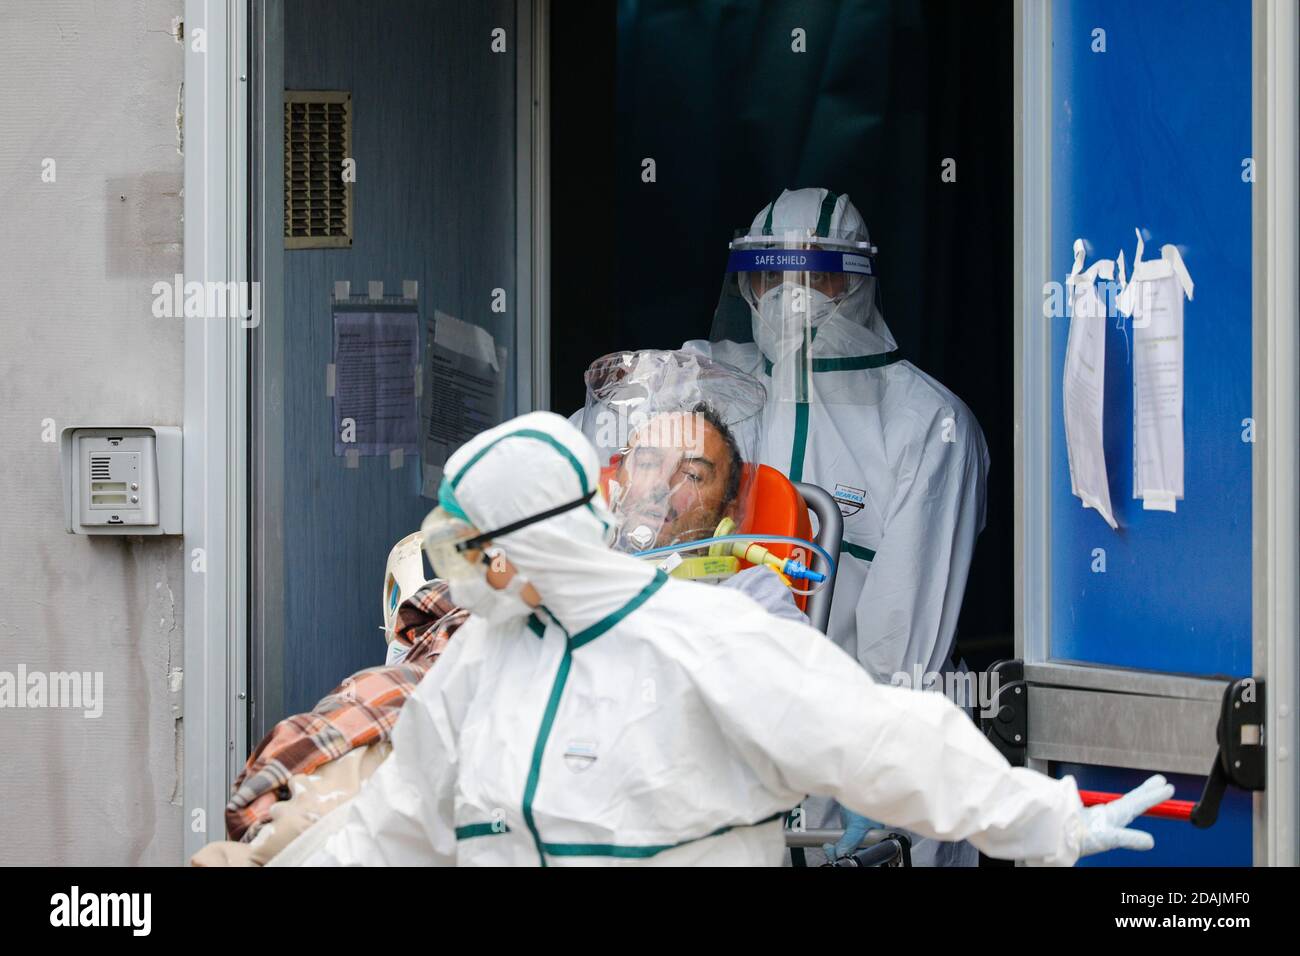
[0,0,184,865]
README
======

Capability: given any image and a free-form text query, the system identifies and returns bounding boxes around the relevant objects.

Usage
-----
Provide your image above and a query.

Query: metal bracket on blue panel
[981,659,1027,767]
[1190,677,1265,828]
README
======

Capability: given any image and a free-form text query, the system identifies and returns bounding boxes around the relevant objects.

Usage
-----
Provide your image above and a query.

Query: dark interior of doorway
[550,0,1015,671]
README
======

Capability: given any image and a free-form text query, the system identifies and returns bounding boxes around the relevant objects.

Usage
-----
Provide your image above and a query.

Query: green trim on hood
[450,428,590,495]
[436,477,471,522]
[814,189,840,237]
[446,426,610,535]
[758,188,839,240]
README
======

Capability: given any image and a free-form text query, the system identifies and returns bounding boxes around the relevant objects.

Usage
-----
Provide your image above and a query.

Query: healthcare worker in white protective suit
[687,187,990,865]
[298,411,1170,867]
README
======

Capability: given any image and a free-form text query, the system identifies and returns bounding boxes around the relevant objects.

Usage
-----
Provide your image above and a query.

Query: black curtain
[551,0,1012,663]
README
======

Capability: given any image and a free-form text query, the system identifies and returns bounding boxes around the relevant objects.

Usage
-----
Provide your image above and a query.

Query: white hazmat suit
[689,188,991,865]
[692,187,989,686]
[300,412,1166,867]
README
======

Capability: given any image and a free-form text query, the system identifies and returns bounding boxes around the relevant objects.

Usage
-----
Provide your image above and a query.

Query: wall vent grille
[284,90,353,249]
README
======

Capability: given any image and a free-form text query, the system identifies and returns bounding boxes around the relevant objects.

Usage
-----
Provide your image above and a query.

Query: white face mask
[752,284,842,358]
[448,550,534,625]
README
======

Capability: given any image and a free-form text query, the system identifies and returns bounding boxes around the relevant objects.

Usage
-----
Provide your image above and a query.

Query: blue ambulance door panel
[1046,0,1253,865]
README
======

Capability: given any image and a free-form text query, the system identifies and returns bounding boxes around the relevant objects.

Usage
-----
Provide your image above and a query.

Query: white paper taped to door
[331,304,420,457]
[1062,239,1119,530]
[1116,230,1194,513]
[420,311,505,497]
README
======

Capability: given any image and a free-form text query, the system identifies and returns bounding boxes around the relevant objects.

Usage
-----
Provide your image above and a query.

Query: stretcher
[786,827,913,867]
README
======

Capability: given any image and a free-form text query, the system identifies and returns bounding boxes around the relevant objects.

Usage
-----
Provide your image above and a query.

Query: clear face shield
[710,230,880,403]
[580,350,765,552]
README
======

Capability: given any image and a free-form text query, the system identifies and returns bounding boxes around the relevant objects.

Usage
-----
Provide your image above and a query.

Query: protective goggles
[421,485,598,580]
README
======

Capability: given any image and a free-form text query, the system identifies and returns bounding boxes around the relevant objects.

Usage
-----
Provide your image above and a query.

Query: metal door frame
[1250,0,1298,867]
[183,0,250,862]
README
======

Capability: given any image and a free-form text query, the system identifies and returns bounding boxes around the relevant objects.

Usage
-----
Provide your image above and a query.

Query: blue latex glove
[823,808,878,861]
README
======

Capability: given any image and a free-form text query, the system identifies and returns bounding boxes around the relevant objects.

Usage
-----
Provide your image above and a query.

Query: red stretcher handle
[1079,789,1195,821]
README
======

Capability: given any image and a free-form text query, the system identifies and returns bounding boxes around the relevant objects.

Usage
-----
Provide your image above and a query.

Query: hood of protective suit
[745,187,897,359]
[441,411,657,636]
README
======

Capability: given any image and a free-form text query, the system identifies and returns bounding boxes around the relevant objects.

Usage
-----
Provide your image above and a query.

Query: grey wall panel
[277,0,517,721]
[0,0,185,864]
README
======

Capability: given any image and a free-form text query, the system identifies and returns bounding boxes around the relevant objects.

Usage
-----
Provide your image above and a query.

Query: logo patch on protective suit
[563,740,599,773]
[833,483,866,517]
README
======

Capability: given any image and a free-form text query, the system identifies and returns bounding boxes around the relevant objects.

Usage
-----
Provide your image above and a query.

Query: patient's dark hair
[693,401,743,507]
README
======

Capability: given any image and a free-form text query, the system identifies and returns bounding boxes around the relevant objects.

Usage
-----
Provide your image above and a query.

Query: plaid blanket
[226,581,468,842]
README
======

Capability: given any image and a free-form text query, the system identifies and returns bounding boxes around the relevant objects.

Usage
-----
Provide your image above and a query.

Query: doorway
[248,0,542,736]
[550,0,1016,672]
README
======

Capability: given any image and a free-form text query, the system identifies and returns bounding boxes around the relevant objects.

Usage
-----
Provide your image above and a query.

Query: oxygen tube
[633,518,835,596]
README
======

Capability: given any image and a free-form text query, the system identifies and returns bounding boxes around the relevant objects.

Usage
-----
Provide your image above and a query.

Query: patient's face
[612,412,736,550]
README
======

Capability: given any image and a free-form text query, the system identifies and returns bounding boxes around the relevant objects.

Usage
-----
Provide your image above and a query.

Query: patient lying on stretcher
[189,580,466,866]
[192,360,814,865]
